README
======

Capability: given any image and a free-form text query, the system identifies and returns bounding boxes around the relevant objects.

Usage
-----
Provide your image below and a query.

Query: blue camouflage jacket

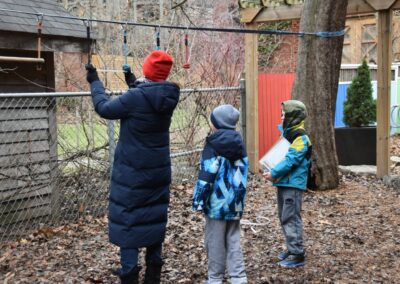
[192,129,249,220]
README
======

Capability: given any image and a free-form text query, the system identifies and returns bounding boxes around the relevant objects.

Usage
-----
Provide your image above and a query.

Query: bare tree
[292,0,348,190]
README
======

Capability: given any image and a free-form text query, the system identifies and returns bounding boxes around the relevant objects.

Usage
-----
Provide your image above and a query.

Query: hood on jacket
[139,81,180,114]
[282,100,307,130]
[207,129,246,161]
[280,120,305,131]
[279,120,306,137]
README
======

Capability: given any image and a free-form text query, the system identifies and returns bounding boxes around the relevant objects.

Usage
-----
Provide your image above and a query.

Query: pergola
[241,0,399,178]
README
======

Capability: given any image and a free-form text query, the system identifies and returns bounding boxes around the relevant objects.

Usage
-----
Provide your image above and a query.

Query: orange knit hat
[142,50,173,81]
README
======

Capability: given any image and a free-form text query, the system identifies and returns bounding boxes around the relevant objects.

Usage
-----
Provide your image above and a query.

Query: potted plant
[335,59,377,165]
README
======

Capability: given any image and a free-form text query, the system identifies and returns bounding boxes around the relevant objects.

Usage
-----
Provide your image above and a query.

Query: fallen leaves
[391,135,400,175]
[0,136,399,283]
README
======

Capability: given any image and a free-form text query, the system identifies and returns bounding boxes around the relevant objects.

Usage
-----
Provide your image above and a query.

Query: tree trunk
[292,0,348,190]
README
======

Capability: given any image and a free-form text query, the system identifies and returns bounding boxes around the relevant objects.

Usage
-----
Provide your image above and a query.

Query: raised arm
[122,64,137,88]
[86,64,130,120]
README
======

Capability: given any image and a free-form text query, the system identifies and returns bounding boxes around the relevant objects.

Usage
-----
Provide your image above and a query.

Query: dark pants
[120,243,163,274]
[277,187,304,255]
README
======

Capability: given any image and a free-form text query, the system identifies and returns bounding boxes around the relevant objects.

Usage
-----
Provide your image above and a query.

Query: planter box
[334,127,376,165]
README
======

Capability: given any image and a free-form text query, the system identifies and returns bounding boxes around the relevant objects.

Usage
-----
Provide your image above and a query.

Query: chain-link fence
[0,86,243,243]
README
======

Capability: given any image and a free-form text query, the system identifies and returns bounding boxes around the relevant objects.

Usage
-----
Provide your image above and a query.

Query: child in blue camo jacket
[193,104,249,284]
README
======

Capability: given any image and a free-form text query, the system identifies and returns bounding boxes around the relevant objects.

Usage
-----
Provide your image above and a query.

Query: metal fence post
[107,119,115,178]
[240,78,246,148]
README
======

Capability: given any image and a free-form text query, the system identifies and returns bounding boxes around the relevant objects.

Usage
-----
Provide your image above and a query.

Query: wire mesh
[0,86,242,243]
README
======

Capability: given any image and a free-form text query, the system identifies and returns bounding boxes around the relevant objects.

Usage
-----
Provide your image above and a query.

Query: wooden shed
[0,0,89,229]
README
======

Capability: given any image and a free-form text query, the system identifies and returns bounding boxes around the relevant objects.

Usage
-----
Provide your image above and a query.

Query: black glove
[85,63,100,84]
[122,64,136,87]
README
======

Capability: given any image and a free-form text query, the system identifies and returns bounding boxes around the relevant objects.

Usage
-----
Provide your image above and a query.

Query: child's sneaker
[278,254,305,267]
[278,251,290,261]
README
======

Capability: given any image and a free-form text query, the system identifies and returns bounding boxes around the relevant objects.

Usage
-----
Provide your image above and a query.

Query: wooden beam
[376,9,392,178]
[241,0,400,23]
[392,0,400,9]
[240,7,263,23]
[244,23,259,173]
[365,0,396,10]
[253,4,303,22]
[346,0,376,15]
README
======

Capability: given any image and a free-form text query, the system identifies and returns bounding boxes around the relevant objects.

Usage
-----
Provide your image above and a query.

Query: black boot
[144,263,163,284]
[119,266,140,284]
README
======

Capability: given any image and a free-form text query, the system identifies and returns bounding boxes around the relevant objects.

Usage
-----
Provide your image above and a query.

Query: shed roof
[0,0,87,39]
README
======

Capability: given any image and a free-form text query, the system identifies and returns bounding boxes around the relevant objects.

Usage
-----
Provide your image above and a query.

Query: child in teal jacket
[264,100,311,268]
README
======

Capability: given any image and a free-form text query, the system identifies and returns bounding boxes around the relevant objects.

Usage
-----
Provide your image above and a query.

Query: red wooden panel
[258,73,295,158]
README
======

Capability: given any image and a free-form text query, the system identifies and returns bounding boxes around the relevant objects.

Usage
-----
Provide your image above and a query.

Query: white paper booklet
[259,137,291,172]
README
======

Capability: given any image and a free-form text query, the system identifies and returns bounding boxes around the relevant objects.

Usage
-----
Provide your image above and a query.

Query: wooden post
[377,9,392,178]
[244,23,259,173]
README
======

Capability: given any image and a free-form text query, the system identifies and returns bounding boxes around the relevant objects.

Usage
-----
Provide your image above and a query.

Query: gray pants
[277,187,304,255]
[205,216,247,284]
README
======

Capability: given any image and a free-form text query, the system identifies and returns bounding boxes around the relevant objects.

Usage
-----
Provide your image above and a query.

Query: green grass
[57,106,210,156]
[171,107,210,131]
[58,123,116,155]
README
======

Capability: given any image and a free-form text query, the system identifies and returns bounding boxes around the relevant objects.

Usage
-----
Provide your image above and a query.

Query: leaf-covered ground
[391,135,400,175]
[1,136,399,284]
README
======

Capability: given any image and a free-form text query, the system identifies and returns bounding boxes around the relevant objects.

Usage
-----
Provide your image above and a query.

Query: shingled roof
[0,0,87,39]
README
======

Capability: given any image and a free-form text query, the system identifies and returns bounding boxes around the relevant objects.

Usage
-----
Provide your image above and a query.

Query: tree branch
[171,0,188,9]
[180,6,197,27]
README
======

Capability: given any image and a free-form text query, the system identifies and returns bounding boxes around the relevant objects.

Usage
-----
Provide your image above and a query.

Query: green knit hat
[282,100,307,129]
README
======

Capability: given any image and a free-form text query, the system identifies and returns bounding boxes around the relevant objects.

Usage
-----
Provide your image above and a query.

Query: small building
[0,0,89,231]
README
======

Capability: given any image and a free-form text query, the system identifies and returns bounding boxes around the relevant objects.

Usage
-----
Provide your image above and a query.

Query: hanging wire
[155,26,161,50]
[0,8,345,37]
[36,13,44,70]
[123,23,128,65]
[84,19,92,64]
[182,27,190,69]
[0,24,45,66]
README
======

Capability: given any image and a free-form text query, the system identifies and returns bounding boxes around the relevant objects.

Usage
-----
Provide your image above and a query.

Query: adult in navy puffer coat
[85,50,179,284]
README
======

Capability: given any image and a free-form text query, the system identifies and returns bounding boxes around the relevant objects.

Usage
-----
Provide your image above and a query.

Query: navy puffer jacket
[90,79,180,248]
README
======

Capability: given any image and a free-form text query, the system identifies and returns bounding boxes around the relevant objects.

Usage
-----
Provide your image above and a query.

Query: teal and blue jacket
[271,121,311,190]
[192,129,249,220]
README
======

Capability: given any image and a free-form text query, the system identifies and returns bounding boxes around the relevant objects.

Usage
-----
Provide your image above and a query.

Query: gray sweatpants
[205,216,247,284]
[277,187,304,255]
